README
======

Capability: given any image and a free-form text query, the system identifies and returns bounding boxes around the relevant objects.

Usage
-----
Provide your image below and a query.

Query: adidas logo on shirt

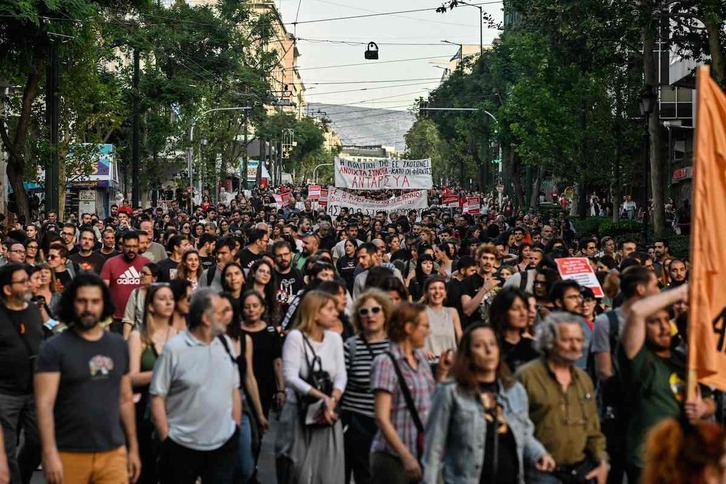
[116,266,141,285]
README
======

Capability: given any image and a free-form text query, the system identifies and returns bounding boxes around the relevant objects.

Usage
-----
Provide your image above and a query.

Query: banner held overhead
[326,186,428,218]
[334,157,432,190]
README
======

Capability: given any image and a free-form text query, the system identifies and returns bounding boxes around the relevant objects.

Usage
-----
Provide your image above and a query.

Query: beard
[75,313,100,331]
[123,251,137,262]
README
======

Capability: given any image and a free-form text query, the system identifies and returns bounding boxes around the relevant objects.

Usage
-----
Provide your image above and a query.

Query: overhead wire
[295,55,450,71]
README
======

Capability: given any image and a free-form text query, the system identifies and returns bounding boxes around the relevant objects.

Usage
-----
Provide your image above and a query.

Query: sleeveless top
[424,306,457,357]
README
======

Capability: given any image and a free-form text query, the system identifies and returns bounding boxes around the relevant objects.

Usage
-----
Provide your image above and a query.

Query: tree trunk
[704,14,726,86]
[642,21,666,237]
[6,155,30,223]
[529,165,542,209]
[509,149,525,207]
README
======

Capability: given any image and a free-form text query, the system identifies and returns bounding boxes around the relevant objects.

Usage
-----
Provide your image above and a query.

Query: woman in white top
[276,290,347,484]
[423,276,462,361]
[122,261,161,338]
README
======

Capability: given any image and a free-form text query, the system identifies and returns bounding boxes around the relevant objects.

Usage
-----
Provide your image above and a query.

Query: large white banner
[327,186,428,218]
[334,157,433,190]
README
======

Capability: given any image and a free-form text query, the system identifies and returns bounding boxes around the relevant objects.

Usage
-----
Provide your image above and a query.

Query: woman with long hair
[222,293,267,484]
[423,324,555,483]
[406,254,434,302]
[128,283,178,484]
[219,219,231,237]
[433,243,453,279]
[370,302,434,484]
[240,290,285,419]
[275,290,347,484]
[384,235,401,263]
[489,287,539,373]
[245,260,281,326]
[422,275,462,361]
[533,267,560,318]
[221,261,246,301]
[336,239,358,294]
[368,220,384,242]
[378,277,409,306]
[176,249,203,290]
[516,243,533,273]
[341,289,392,484]
[122,262,162,338]
[169,278,192,332]
[24,238,41,265]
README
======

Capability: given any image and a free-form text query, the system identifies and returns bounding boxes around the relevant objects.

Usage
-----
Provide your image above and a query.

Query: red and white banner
[319,188,329,207]
[334,157,432,190]
[326,186,428,218]
[308,185,321,199]
[555,257,604,298]
[463,196,481,215]
[443,194,458,208]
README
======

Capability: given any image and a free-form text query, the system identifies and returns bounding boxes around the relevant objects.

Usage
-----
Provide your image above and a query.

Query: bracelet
[276,390,285,394]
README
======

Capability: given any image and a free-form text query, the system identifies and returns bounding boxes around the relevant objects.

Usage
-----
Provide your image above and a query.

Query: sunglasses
[358,306,382,317]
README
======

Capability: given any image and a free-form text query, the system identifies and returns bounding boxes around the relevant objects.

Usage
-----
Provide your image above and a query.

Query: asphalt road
[31,418,280,483]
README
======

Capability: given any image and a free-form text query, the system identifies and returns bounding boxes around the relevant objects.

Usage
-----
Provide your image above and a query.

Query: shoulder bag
[385,351,425,461]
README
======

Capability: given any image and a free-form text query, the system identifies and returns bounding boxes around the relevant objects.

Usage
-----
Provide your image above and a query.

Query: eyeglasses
[47,254,61,260]
[9,249,26,254]
[358,306,382,317]
[140,271,153,277]
[10,278,29,285]
[27,245,38,250]
[62,232,75,237]
[533,280,547,285]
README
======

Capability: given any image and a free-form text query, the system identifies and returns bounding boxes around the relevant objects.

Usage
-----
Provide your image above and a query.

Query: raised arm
[621,284,688,359]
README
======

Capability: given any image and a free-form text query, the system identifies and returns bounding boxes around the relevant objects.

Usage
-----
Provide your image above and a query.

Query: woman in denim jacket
[423,324,556,483]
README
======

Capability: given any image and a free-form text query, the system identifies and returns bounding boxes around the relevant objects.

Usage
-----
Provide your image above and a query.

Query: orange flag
[687,65,726,391]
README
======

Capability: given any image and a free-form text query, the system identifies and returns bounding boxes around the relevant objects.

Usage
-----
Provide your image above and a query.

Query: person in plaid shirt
[370,302,435,483]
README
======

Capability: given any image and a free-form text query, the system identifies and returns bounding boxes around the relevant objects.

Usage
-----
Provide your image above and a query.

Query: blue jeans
[236,414,255,484]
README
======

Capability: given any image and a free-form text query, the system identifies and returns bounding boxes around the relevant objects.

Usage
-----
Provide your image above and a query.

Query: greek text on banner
[326,186,428,218]
[334,157,433,190]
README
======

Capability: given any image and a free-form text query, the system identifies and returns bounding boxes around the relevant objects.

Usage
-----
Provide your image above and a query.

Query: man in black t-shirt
[0,264,44,484]
[35,273,140,484]
[237,228,268,274]
[272,241,304,317]
[69,227,106,274]
[157,234,190,282]
[446,256,476,327]
[460,243,501,326]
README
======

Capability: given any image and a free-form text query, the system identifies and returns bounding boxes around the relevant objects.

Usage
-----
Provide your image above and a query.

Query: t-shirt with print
[617,346,710,468]
[54,269,73,294]
[100,254,150,320]
[460,273,488,326]
[275,268,304,316]
[69,252,106,274]
[157,257,180,283]
[35,330,129,451]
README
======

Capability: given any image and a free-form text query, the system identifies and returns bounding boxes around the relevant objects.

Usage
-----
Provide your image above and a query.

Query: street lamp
[447,1,483,57]
[638,86,657,246]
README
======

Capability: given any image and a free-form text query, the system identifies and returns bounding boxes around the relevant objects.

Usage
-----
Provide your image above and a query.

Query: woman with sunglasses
[128,283,177,484]
[169,279,192,332]
[423,324,554,483]
[121,262,162,338]
[24,239,41,265]
[180,223,192,236]
[341,289,392,484]
[370,302,434,484]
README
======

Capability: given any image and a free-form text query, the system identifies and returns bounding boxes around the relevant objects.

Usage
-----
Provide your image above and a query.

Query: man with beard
[272,241,304,317]
[199,238,236,291]
[666,259,687,288]
[294,233,319,271]
[0,264,43,484]
[34,273,140,484]
[69,227,106,274]
[150,288,240,483]
[619,284,714,481]
[100,231,150,334]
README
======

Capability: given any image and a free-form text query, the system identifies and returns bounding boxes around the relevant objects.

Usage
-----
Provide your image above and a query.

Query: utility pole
[45,40,60,215]
[242,112,248,191]
[131,48,141,208]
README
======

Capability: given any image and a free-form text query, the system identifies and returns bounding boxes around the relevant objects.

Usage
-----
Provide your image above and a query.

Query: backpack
[205,265,217,287]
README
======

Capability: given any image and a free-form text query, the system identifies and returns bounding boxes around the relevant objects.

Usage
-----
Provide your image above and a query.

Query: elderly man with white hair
[516,312,609,484]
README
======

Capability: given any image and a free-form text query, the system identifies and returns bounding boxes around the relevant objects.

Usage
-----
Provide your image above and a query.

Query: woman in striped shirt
[341,289,393,484]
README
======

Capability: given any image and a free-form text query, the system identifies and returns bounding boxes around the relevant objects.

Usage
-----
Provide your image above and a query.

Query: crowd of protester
[0,186,715,484]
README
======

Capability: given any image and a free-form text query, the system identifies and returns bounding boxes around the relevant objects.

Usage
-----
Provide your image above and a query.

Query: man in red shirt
[100,231,149,334]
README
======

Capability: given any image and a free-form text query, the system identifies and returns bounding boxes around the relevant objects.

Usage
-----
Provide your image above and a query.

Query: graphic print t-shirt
[36,330,129,451]
[100,254,150,319]
[275,268,304,314]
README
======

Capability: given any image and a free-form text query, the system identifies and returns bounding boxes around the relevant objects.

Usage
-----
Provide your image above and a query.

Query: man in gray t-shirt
[150,288,240,483]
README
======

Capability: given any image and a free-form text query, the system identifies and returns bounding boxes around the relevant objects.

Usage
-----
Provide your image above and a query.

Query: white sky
[277,0,504,109]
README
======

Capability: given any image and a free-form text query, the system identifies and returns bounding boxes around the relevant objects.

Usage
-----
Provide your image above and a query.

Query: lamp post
[638,87,656,246]
[452,1,483,57]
